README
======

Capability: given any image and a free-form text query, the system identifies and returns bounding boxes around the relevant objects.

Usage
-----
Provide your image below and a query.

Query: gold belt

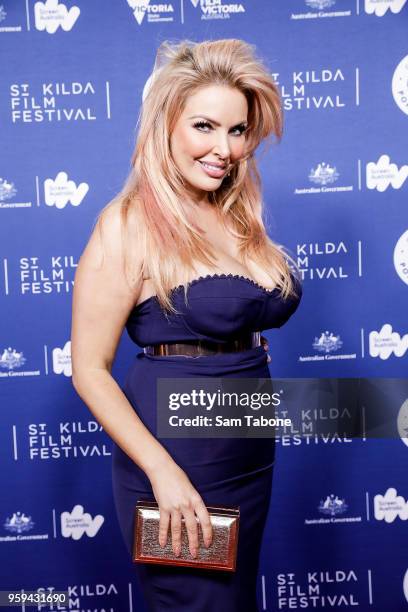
[143,331,261,357]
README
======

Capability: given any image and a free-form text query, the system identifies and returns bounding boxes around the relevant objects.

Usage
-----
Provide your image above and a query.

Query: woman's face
[169,85,249,203]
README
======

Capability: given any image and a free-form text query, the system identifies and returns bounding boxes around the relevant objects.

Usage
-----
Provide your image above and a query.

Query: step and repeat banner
[0,1,407,610]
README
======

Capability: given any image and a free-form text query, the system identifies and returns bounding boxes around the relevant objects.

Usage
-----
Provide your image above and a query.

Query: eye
[192,121,248,136]
[232,124,248,136]
[192,120,212,132]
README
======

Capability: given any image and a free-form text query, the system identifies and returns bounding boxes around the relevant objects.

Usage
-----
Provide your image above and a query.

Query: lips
[197,160,227,178]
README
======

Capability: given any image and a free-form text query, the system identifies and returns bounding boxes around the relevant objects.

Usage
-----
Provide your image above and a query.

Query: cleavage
[135,217,276,307]
[136,260,277,308]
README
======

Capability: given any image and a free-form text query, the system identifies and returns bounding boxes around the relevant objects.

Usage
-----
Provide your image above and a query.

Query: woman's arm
[71,203,169,473]
[70,203,212,557]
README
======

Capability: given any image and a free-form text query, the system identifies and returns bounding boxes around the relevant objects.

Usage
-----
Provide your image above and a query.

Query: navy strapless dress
[111,273,302,612]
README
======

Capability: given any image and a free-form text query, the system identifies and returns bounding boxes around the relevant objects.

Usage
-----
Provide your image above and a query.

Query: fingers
[171,504,199,558]
[193,497,213,549]
[158,509,170,548]
[183,507,199,558]
[170,509,182,556]
[159,495,213,558]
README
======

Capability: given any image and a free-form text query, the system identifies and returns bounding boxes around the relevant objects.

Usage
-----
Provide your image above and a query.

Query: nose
[212,131,231,160]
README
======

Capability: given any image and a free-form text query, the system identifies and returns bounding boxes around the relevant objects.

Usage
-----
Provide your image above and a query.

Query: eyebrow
[188,115,248,127]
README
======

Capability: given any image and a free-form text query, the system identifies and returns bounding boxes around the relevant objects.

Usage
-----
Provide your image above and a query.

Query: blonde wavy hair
[95,38,301,314]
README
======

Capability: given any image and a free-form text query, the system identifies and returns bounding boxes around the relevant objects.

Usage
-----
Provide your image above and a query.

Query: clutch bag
[132,498,240,571]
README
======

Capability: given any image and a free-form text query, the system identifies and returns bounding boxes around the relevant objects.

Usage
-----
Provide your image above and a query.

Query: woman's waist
[143,331,261,357]
[137,344,270,373]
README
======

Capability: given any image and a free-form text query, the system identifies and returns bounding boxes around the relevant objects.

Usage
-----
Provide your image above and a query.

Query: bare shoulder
[81,199,143,279]
[74,198,145,316]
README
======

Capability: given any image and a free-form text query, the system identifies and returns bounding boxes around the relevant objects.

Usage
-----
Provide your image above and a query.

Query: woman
[71,39,302,612]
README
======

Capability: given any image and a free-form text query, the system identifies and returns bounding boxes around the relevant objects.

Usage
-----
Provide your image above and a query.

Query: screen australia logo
[369,324,408,360]
[374,488,408,523]
[61,505,104,540]
[53,340,71,376]
[34,0,80,33]
[44,171,89,209]
[365,0,407,16]
[366,155,408,192]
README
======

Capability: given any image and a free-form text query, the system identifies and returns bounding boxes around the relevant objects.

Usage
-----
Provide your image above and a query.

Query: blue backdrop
[1,1,407,610]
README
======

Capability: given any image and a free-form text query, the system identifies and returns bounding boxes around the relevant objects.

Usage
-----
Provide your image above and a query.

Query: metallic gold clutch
[133,499,240,571]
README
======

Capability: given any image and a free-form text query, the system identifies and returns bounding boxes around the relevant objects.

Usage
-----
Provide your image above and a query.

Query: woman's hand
[148,460,213,558]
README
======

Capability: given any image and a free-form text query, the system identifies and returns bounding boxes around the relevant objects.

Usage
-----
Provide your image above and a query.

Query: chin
[194,172,223,186]
[189,176,218,192]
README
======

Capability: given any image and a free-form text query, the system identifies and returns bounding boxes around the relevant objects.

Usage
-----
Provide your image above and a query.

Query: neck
[185,193,214,212]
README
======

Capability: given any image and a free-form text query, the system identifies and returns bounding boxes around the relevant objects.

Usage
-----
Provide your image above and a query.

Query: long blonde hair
[96,38,301,313]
